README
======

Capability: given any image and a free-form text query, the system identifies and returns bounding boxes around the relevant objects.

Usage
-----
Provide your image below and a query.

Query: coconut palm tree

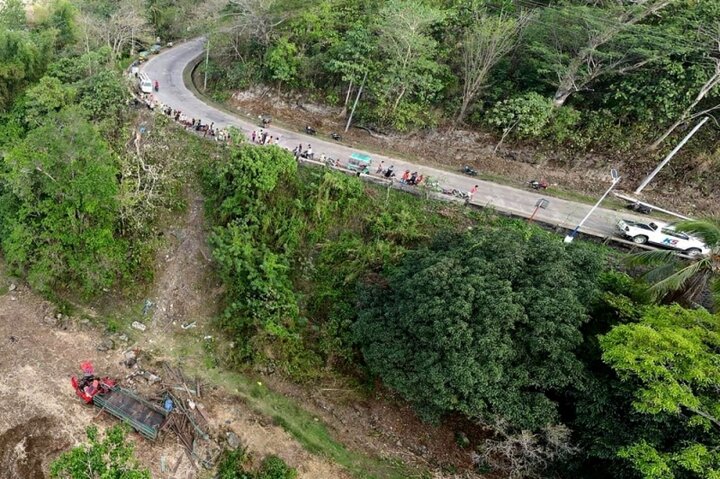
[630,218,720,307]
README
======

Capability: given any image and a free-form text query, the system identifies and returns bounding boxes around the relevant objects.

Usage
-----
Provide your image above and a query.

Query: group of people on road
[251,129,281,146]
[135,93,231,143]
[374,162,425,186]
[134,74,481,204]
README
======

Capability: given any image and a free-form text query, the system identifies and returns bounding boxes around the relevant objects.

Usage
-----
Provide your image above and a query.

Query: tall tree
[456,9,528,123]
[374,0,445,120]
[527,1,672,107]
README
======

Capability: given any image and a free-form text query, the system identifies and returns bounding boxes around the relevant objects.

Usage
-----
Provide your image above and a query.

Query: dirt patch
[261,376,475,473]
[0,417,68,479]
[229,87,719,216]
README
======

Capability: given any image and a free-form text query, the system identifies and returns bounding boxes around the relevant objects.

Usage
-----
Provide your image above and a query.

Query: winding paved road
[142,38,647,240]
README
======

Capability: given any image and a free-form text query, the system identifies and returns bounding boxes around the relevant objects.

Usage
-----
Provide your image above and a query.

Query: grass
[172,335,424,479]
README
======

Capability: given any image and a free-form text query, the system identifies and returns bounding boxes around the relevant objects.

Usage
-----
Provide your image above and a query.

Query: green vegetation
[49,425,150,479]
[202,367,420,479]
[355,227,604,429]
[0,2,717,479]
[204,0,720,159]
[217,449,298,479]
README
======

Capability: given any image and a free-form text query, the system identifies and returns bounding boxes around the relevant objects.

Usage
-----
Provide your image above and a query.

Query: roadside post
[564,169,620,244]
[529,198,549,222]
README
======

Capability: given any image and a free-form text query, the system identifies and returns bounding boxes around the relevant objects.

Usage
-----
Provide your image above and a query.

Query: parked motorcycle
[330,132,342,141]
[462,165,478,176]
[528,179,548,190]
[305,125,317,135]
[626,201,652,214]
[259,115,272,127]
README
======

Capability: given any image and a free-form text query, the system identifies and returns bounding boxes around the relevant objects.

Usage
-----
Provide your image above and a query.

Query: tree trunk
[339,80,353,118]
[456,96,471,124]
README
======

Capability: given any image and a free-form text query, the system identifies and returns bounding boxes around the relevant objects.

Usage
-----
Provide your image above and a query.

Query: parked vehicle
[138,72,153,93]
[330,132,342,141]
[462,165,478,176]
[259,115,272,127]
[305,125,317,135]
[616,219,709,256]
[625,201,652,214]
[347,152,372,174]
[528,179,548,190]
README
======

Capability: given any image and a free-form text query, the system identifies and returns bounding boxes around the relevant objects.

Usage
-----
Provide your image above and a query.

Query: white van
[138,72,153,94]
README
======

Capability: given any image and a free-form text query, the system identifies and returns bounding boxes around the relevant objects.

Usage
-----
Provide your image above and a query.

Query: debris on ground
[132,321,147,331]
[96,338,115,352]
[181,321,196,330]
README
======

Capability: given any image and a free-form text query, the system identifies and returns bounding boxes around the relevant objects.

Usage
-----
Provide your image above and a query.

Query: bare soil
[230,87,719,216]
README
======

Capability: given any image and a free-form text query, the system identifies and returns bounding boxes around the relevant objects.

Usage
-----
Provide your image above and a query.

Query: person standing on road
[251,130,256,143]
[376,161,384,174]
[468,184,479,203]
[306,145,314,160]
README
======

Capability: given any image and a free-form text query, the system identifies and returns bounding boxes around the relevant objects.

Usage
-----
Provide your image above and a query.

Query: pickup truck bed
[93,386,168,440]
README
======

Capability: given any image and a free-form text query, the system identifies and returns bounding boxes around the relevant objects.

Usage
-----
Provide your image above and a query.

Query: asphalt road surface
[142,38,650,240]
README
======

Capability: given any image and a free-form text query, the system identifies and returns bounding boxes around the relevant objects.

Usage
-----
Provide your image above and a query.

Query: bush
[257,455,298,479]
[50,425,150,479]
[486,92,554,139]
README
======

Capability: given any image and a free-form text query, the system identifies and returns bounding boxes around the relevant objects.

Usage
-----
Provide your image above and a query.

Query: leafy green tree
[23,75,76,127]
[354,227,604,429]
[0,0,27,30]
[600,305,720,479]
[630,219,720,306]
[50,425,150,479]
[264,37,300,89]
[77,69,129,121]
[486,92,553,150]
[0,107,127,295]
[0,29,54,110]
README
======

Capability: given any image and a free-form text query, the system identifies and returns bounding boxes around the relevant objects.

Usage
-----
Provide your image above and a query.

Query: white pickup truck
[616,219,709,257]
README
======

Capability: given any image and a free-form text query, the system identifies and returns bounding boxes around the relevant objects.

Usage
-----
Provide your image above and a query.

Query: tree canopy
[354,227,604,429]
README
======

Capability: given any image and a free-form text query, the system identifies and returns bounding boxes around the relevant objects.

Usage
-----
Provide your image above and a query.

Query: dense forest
[204,0,720,155]
[0,1,719,479]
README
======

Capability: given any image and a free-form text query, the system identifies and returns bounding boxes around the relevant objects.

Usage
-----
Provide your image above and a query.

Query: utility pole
[203,38,210,91]
[635,116,708,194]
[564,169,620,243]
[345,71,367,133]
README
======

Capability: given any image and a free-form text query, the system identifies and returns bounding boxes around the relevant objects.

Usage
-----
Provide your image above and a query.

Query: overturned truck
[71,361,168,440]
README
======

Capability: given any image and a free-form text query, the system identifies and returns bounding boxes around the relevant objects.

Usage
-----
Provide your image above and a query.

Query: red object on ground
[71,362,116,404]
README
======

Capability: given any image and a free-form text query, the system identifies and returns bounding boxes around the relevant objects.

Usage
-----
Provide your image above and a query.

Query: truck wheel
[632,235,648,244]
[685,248,702,257]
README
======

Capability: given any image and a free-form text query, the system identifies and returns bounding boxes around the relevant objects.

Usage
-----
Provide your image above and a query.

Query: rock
[8,283,16,291]
[226,432,240,449]
[118,334,128,342]
[97,338,115,352]
[131,321,146,332]
[10,296,16,301]
[142,371,161,383]
[123,350,137,368]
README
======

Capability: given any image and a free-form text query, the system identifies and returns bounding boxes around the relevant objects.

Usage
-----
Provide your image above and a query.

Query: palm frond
[627,249,680,268]
[709,277,720,308]
[649,261,708,299]
[674,219,720,247]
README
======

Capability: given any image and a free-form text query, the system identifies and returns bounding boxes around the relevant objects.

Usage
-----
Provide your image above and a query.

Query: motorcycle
[330,132,342,141]
[259,115,272,127]
[626,201,652,214]
[462,165,478,176]
[528,179,548,190]
[305,125,317,135]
